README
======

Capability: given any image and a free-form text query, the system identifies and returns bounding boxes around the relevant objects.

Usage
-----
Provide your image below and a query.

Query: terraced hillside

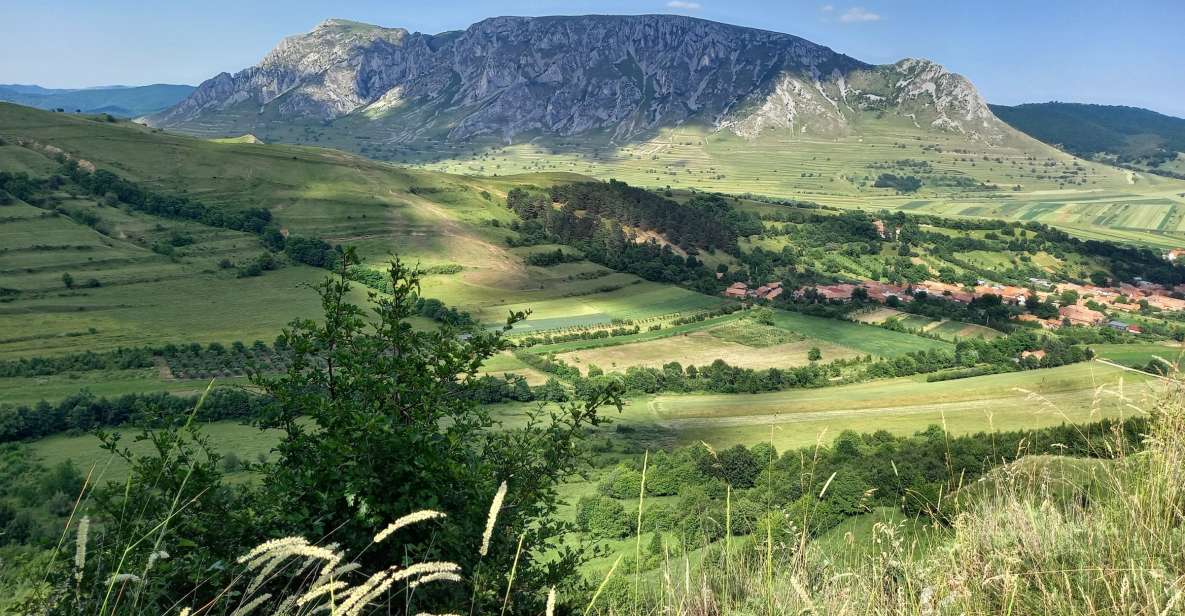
[419,118,1185,243]
[0,103,720,357]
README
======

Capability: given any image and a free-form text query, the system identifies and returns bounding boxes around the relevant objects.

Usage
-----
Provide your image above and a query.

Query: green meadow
[409,119,1185,244]
[26,359,1154,482]
[0,104,718,359]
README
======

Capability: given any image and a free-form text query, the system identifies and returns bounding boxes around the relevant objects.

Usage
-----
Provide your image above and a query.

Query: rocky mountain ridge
[147,15,1006,144]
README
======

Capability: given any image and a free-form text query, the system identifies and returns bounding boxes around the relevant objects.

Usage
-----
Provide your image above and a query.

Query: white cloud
[839,7,882,22]
[667,1,702,10]
[820,4,834,12]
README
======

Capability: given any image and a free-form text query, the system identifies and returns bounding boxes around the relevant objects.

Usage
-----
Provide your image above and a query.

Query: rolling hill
[0,102,725,358]
[0,83,194,117]
[991,102,1185,178]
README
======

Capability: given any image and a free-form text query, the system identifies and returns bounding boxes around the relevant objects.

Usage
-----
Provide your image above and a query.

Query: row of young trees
[52,160,342,270]
[0,347,154,377]
[61,162,275,234]
[0,389,268,442]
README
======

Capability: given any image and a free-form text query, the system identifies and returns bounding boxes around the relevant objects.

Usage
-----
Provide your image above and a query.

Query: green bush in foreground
[13,253,623,616]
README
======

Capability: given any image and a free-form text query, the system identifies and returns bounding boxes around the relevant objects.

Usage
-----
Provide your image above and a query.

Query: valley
[2,9,1185,615]
[3,99,1183,493]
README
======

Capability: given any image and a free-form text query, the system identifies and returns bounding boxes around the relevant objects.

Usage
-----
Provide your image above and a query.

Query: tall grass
[589,378,1185,615]
[24,377,1185,615]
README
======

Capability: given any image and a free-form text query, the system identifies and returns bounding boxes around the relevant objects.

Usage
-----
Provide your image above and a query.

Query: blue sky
[2,0,1182,116]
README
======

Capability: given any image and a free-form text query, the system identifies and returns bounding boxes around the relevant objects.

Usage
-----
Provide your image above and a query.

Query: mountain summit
[148,14,1005,145]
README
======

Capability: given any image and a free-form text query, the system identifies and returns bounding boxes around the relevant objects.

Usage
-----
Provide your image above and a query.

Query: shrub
[575,495,634,539]
[598,463,643,499]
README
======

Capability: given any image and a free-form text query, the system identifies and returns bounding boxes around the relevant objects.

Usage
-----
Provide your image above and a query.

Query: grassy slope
[643,360,1155,450]
[0,104,720,358]
[26,360,1153,483]
[407,117,1185,244]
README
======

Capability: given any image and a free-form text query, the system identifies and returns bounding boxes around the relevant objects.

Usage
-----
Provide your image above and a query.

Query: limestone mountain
[147,15,1007,145]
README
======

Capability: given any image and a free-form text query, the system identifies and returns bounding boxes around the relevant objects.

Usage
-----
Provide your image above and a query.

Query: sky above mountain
[2,0,1182,117]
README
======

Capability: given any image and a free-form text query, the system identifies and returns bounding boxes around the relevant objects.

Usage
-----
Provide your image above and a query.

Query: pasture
[408,118,1185,243]
[0,104,724,359]
[1092,342,1185,370]
[643,361,1156,450]
[769,310,949,356]
[0,370,244,406]
[556,331,857,374]
[24,360,1157,483]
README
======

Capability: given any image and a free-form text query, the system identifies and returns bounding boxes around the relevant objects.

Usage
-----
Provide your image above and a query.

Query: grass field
[643,361,1155,450]
[1092,342,1185,370]
[811,507,950,567]
[479,351,552,385]
[769,310,949,356]
[556,331,856,374]
[0,370,247,406]
[29,419,285,481]
[405,118,1185,243]
[0,104,722,360]
[521,308,943,379]
[25,360,1156,484]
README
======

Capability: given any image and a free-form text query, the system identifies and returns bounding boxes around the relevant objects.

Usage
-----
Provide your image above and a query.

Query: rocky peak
[883,58,997,129]
[147,14,1007,144]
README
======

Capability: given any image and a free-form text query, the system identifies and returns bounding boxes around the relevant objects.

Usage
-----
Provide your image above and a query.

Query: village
[723,274,1185,333]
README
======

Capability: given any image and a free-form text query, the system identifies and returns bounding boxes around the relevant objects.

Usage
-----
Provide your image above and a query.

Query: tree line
[16,161,344,271]
[575,414,1148,542]
[0,389,269,442]
[515,327,1092,397]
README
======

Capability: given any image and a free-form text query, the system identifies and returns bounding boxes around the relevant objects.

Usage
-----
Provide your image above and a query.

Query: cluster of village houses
[723,276,1185,333]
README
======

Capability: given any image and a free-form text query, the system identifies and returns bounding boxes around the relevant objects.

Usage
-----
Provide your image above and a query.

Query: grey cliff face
[149,15,1006,143]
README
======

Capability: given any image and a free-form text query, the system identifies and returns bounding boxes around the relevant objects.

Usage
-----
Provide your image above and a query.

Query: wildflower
[74,516,90,581]
[332,568,397,616]
[107,573,142,584]
[481,481,508,556]
[312,561,360,589]
[390,561,461,584]
[238,536,308,564]
[409,571,463,588]
[297,580,348,606]
[147,550,170,569]
[545,587,556,616]
[373,510,446,544]
[230,592,272,616]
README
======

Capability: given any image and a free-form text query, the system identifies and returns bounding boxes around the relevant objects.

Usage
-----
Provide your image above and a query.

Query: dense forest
[506,181,764,287]
[991,102,1185,173]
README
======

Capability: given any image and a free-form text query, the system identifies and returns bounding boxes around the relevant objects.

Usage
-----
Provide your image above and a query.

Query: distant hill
[990,102,1185,178]
[0,83,194,117]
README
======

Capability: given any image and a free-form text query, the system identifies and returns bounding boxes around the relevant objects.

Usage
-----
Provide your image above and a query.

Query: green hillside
[0,84,194,117]
[992,102,1185,178]
[0,103,738,357]
[2,101,1183,615]
[405,118,1185,241]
